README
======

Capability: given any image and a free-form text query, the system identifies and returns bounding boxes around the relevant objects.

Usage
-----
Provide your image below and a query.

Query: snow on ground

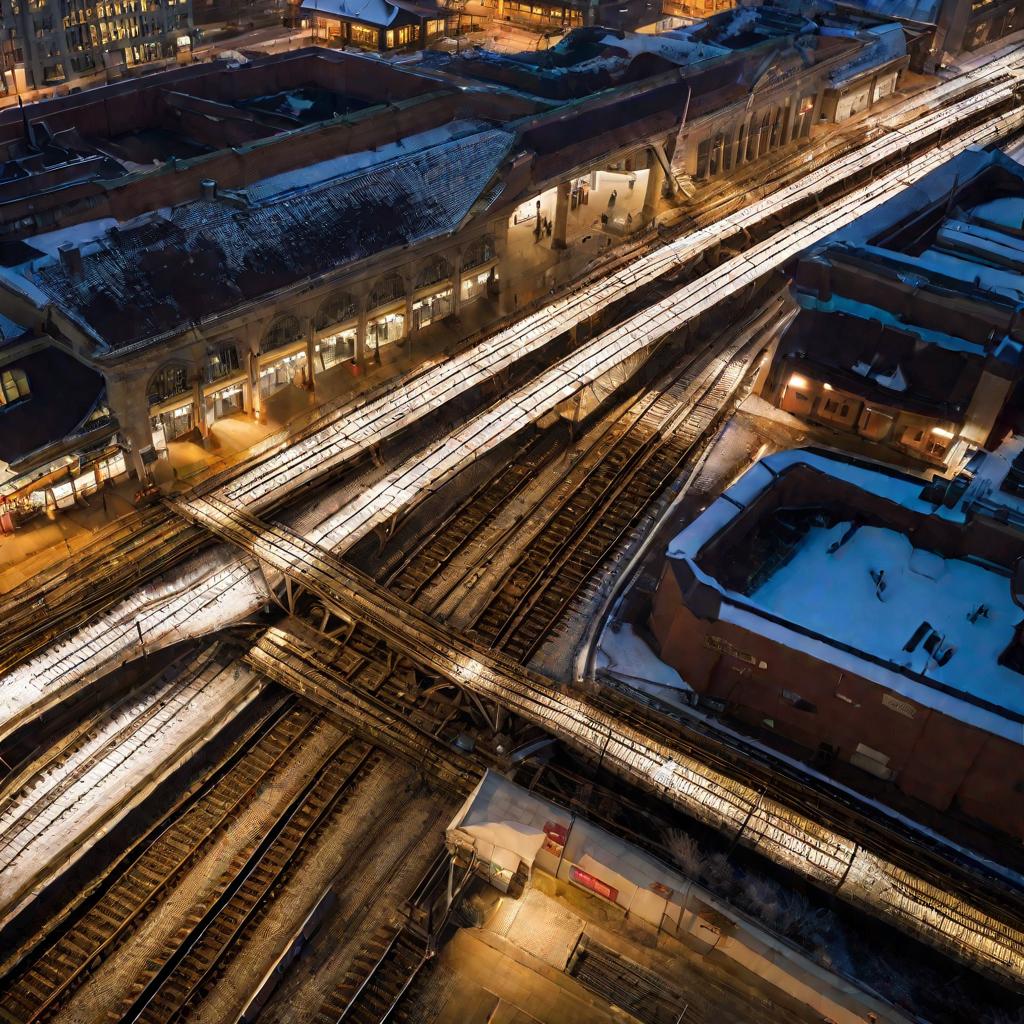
[0,651,258,926]
[751,522,1021,703]
[597,622,693,708]
[738,394,807,431]
[0,547,268,743]
[970,196,1024,230]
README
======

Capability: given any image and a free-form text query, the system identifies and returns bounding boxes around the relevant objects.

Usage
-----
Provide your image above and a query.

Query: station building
[759,148,1024,469]
[649,447,1024,840]
[0,12,911,524]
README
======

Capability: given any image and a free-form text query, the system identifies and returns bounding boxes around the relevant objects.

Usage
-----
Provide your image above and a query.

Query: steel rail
[170,496,1024,986]
[1,58,1020,694]
[465,322,765,660]
[116,739,378,1024]
[0,701,316,1024]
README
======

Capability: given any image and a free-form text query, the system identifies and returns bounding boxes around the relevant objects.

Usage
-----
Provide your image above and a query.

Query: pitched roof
[0,346,104,466]
[299,0,399,26]
[32,128,513,352]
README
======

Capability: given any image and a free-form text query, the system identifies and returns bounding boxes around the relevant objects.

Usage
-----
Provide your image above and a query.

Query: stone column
[642,157,666,223]
[452,250,463,316]
[107,373,154,479]
[356,296,367,367]
[305,315,317,403]
[404,283,415,347]
[249,348,262,423]
[553,181,571,250]
[193,375,208,439]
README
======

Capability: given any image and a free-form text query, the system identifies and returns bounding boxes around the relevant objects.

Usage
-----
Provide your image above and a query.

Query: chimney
[58,241,83,278]
[201,178,217,201]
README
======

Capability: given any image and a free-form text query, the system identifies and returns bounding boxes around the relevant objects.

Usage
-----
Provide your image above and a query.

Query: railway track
[0,512,203,679]
[567,936,692,1024]
[159,491,1024,988]
[4,46,1022,690]
[383,431,552,607]
[114,738,379,1024]
[248,618,485,796]
[464,325,762,662]
[3,49,1024,1021]
[0,699,318,1024]
[316,926,427,1024]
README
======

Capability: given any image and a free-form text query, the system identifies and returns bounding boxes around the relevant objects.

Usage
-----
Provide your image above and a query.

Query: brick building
[650,448,1024,841]
[759,148,1024,469]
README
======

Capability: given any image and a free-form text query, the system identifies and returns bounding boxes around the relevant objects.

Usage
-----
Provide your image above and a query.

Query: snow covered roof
[248,120,492,202]
[777,303,989,421]
[668,449,1024,743]
[300,0,442,25]
[790,148,1024,385]
[25,127,514,352]
[827,23,907,86]
[449,771,700,913]
[300,0,399,27]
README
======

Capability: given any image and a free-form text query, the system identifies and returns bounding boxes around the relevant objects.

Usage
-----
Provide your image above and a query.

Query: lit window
[0,368,29,405]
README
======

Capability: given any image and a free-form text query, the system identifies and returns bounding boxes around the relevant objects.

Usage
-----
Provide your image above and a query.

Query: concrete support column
[553,181,570,250]
[356,297,367,367]
[193,376,208,439]
[249,349,262,423]
[405,284,415,349]
[785,93,798,144]
[642,157,666,223]
[305,316,317,403]
[452,250,463,315]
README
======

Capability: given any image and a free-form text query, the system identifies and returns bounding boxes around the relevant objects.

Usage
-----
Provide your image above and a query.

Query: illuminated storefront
[314,291,359,371]
[366,274,407,348]
[315,326,358,371]
[259,317,308,398]
[412,287,452,330]
[258,347,308,397]
[367,309,405,347]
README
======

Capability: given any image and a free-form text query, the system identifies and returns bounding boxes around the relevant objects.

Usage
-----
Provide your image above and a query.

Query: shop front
[367,304,406,349]
[412,287,452,330]
[150,395,196,448]
[461,265,497,304]
[207,376,246,421]
[0,444,128,531]
[315,323,358,372]
[258,342,309,398]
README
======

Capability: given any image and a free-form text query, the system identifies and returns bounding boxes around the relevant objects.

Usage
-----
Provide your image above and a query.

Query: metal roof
[33,127,513,352]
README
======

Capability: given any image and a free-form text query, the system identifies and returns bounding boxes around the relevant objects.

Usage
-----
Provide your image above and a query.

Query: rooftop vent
[57,240,82,278]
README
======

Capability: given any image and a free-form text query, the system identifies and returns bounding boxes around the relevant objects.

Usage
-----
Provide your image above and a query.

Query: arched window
[148,362,190,405]
[261,315,302,354]
[416,256,451,290]
[368,274,405,310]
[206,341,239,383]
[461,235,495,273]
[315,291,358,332]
